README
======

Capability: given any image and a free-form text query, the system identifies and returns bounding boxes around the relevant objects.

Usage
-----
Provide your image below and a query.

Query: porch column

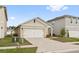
[51,28,53,36]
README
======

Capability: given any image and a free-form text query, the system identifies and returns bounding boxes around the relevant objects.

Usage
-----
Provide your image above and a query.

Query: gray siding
[65,17,79,31]
[48,18,65,35]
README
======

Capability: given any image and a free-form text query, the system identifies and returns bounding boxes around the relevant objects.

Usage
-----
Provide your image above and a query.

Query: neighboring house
[0,6,8,38]
[14,17,53,38]
[7,26,15,35]
[47,15,79,38]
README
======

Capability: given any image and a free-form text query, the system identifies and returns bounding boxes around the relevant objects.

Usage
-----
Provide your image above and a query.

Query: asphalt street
[66,50,79,53]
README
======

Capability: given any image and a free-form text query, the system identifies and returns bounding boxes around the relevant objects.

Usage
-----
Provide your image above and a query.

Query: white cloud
[10,17,15,20]
[46,5,68,12]
[62,6,68,10]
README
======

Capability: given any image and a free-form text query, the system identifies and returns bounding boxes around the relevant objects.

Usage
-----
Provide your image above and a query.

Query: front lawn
[0,36,32,47]
[0,47,37,53]
[51,37,79,42]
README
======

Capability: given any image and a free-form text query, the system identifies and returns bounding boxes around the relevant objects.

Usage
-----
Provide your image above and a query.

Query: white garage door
[69,31,79,38]
[23,29,44,38]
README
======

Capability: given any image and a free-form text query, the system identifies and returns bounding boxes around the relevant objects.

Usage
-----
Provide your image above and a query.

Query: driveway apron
[26,38,79,53]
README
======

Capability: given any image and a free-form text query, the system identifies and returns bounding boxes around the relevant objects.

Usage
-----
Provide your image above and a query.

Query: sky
[6,5,79,26]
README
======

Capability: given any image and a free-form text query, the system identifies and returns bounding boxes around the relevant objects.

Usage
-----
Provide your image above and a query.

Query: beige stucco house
[14,17,53,38]
[47,15,79,38]
[0,6,8,38]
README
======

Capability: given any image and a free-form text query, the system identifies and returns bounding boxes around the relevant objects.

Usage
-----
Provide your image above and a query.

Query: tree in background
[8,26,16,30]
[7,26,16,36]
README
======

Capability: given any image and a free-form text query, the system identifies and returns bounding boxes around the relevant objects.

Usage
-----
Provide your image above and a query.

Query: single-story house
[0,6,8,38]
[47,15,79,38]
[14,17,53,38]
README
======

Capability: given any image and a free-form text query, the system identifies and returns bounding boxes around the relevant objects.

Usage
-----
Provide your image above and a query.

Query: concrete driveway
[26,38,79,53]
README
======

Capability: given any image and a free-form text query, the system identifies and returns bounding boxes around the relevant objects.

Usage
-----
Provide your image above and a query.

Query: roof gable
[17,17,52,27]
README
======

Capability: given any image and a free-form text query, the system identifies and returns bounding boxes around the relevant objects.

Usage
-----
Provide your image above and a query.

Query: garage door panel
[23,29,44,38]
[69,31,79,38]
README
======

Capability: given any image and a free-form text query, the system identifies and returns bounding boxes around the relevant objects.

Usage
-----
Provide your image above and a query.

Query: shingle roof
[16,17,52,28]
[47,15,79,22]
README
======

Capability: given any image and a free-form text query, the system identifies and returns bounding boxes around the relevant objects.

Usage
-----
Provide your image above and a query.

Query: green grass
[0,36,32,47]
[0,47,37,53]
[51,37,79,42]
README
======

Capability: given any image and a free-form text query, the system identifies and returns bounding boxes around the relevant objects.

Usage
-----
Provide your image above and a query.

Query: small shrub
[67,30,69,38]
[12,37,16,43]
[60,28,66,37]
[46,34,51,38]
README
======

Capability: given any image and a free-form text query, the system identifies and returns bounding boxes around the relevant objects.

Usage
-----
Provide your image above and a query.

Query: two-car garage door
[69,31,79,38]
[23,29,44,38]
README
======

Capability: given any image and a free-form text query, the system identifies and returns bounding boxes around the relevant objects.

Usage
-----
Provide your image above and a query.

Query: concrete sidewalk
[0,45,36,50]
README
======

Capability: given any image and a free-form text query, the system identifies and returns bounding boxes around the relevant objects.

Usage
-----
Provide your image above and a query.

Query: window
[22,28,23,30]
[1,27,3,29]
[70,17,72,23]
[70,17,79,24]
[34,19,35,23]
[77,18,79,20]
[76,18,78,24]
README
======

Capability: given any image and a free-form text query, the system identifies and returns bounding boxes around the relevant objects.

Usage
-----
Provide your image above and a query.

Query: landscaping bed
[0,47,37,53]
[0,36,32,47]
[51,37,79,42]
